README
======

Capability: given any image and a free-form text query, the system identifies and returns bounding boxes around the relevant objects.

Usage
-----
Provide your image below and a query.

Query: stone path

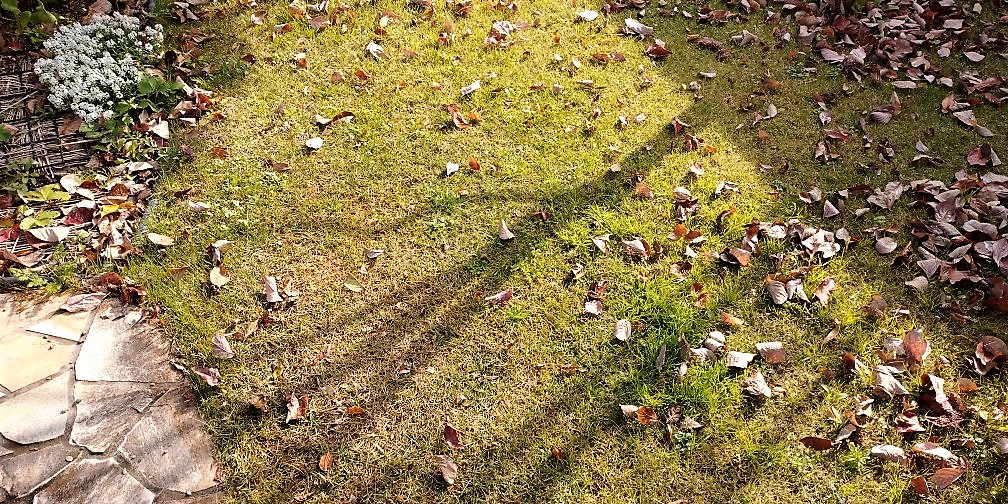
[0,293,220,503]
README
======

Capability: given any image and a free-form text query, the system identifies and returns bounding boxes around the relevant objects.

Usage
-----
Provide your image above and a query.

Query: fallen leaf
[930,467,965,490]
[720,312,745,327]
[286,393,307,423]
[193,366,221,386]
[744,369,773,398]
[498,220,515,240]
[28,226,71,243]
[613,319,631,342]
[319,451,333,472]
[264,276,284,303]
[435,454,458,485]
[344,276,363,293]
[799,436,834,451]
[636,405,659,425]
[485,288,513,304]
[60,292,107,313]
[870,444,907,465]
[147,232,175,247]
[209,265,230,287]
[212,331,235,359]
[444,424,463,449]
[875,237,898,255]
[756,341,786,364]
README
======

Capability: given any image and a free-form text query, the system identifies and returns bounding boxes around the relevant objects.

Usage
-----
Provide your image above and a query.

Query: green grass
[124,0,1008,502]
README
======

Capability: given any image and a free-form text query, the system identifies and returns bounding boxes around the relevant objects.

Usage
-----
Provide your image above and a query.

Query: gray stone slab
[25,308,95,342]
[0,372,70,444]
[118,389,217,494]
[71,381,156,454]
[0,294,69,337]
[0,443,78,498]
[33,458,155,504]
[75,302,179,383]
[0,330,78,392]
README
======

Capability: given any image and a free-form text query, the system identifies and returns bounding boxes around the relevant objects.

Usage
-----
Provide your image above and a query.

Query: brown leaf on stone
[60,292,107,313]
[444,424,463,449]
[799,436,834,451]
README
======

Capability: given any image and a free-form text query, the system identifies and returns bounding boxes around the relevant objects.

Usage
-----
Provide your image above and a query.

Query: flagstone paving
[0,293,219,503]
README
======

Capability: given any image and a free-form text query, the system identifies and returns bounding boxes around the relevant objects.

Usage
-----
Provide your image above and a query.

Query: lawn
[125,0,1007,502]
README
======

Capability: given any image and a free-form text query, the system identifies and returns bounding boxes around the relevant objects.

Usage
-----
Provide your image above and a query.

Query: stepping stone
[0,443,78,498]
[0,330,78,392]
[75,302,179,383]
[25,308,96,342]
[70,381,157,454]
[0,294,68,336]
[119,389,218,494]
[33,458,155,504]
[0,371,70,444]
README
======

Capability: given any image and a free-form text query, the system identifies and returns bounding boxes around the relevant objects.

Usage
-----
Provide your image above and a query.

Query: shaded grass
[123,0,1008,502]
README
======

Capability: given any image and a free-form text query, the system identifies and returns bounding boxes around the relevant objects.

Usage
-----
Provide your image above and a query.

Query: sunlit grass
[122,0,1008,501]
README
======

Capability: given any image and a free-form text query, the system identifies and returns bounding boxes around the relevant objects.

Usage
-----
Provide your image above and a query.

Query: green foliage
[1,0,56,33]
[78,75,183,160]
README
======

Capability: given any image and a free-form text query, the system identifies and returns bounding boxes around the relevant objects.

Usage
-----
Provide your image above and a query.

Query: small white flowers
[34,13,164,123]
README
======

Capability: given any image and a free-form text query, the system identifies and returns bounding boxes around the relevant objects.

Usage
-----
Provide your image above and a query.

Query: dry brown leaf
[318,451,333,472]
[444,424,463,449]
[435,454,458,485]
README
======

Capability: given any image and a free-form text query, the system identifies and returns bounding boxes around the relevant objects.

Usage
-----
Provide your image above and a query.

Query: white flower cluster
[34,13,164,123]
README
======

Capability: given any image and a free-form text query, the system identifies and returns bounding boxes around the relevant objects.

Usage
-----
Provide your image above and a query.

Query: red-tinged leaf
[910,476,929,496]
[286,393,307,423]
[930,467,965,490]
[636,405,659,425]
[756,341,786,364]
[903,328,929,366]
[445,103,469,129]
[799,436,834,451]
[435,454,458,485]
[550,446,565,460]
[468,156,480,170]
[485,288,513,304]
[211,146,228,159]
[346,405,366,415]
[444,424,463,449]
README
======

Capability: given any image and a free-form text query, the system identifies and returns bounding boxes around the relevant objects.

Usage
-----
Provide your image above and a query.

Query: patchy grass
[126,0,1007,502]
